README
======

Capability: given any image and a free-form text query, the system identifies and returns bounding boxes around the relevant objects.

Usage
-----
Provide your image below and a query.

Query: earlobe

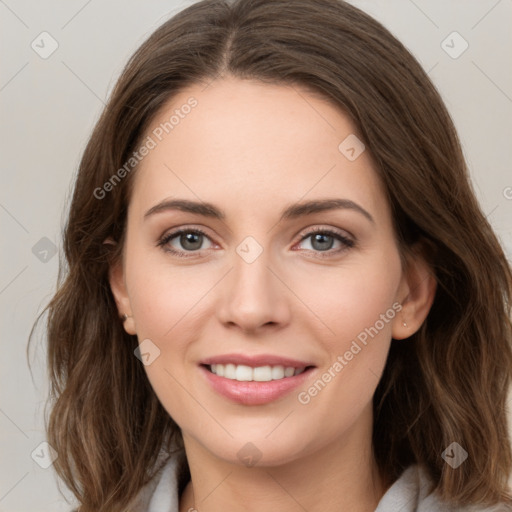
[392,249,437,340]
[106,242,137,336]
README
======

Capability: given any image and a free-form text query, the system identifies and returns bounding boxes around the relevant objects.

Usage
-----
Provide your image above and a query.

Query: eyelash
[157,226,355,259]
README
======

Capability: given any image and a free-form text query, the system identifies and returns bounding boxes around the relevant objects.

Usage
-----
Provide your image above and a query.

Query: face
[110,76,430,467]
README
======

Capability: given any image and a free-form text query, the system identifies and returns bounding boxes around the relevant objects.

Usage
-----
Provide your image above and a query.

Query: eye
[157,228,214,257]
[157,226,355,259]
[295,227,355,256]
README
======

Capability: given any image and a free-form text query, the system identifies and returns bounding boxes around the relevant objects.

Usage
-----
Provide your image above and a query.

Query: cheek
[124,249,212,418]
[126,247,214,342]
[299,250,402,351]
[291,255,401,439]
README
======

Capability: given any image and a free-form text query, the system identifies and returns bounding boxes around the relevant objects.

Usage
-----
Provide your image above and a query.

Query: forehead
[130,77,389,223]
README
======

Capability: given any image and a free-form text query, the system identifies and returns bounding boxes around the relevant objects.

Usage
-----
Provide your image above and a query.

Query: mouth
[199,355,316,405]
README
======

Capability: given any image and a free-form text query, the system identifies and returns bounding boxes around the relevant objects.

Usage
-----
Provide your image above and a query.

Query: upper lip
[200,353,314,368]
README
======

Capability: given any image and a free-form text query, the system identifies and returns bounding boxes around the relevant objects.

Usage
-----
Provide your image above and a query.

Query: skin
[109,76,436,512]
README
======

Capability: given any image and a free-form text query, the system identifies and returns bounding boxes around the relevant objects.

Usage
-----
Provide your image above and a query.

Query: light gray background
[1,1,511,510]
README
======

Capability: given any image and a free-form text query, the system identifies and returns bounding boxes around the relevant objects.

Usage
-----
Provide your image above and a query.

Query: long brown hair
[36,0,512,510]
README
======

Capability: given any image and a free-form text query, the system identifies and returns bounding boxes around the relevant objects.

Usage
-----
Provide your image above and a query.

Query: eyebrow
[144,198,374,224]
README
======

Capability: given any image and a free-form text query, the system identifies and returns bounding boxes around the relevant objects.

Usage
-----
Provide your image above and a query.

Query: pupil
[312,233,333,251]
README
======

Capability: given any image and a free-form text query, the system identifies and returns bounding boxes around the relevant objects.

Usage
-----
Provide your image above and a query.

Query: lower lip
[200,365,315,405]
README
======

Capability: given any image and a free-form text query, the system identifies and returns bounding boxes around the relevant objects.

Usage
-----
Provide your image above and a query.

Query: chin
[186,422,319,468]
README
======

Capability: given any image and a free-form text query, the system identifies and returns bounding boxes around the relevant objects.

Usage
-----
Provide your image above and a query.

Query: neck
[179,410,386,512]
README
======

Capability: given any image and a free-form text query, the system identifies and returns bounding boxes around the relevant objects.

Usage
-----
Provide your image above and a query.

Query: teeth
[271,365,284,379]
[225,363,236,379]
[284,367,295,377]
[253,365,272,382]
[209,364,306,382]
[235,365,253,381]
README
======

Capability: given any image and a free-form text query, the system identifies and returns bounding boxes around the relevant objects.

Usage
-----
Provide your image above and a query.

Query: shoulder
[375,464,511,512]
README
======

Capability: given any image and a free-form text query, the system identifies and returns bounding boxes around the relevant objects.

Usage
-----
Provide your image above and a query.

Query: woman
[42,0,512,510]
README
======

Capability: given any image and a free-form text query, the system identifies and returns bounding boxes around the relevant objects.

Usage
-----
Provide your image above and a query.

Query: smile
[199,354,316,405]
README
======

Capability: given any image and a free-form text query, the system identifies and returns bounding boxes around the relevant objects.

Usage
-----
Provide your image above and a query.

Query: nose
[216,247,291,334]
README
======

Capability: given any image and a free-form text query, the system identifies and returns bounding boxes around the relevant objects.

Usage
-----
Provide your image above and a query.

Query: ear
[392,243,437,340]
[105,237,137,336]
